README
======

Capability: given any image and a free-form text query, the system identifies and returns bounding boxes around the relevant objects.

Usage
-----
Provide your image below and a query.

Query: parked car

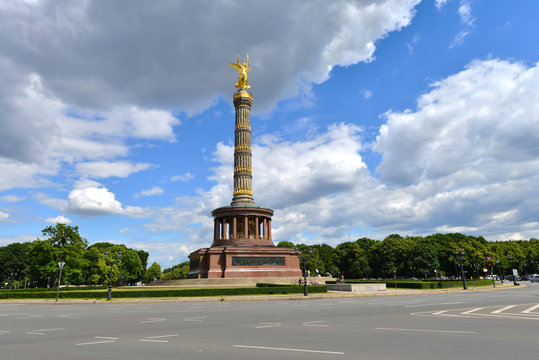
[530,274,539,282]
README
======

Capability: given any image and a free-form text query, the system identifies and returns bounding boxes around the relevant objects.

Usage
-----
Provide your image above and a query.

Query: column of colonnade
[213,215,272,241]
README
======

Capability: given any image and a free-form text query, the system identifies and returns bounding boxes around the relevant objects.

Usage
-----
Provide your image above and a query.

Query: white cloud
[45,215,72,224]
[458,0,475,26]
[0,1,420,195]
[171,173,194,182]
[146,59,539,247]
[435,0,449,10]
[0,0,420,114]
[0,158,56,192]
[66,186,146,218]
[0,211,9,220]
[0,234,36,246]
[448,0,475,48]
[135,186,164,198]
[361,89,373,99]
[76,161,153,179]
[449,30,469,48]
[371,59,539,238]
[0,195,26,203]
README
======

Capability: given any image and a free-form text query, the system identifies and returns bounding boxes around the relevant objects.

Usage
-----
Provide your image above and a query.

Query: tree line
[0,224,162,289]
[278,233,539,280]
[2,225,538,288]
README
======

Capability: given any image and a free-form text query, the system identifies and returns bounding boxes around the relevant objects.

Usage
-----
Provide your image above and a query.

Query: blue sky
[1,0,538,268]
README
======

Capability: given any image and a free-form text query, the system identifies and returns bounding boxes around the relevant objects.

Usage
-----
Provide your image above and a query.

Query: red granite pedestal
[189,206,301,279]
[189,246,301,278]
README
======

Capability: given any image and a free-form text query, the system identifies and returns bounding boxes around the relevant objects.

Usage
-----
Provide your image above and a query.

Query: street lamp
[454,249,467,290]
[56,262,65,302]
[295,247,313,296]
[507,254,518,286]
[105,250,122,301]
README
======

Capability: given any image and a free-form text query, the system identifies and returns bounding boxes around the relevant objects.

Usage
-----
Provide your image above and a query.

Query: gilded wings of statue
[229,54,251,89]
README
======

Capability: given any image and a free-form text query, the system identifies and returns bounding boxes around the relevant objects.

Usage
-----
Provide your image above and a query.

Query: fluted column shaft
[231,89,255,206]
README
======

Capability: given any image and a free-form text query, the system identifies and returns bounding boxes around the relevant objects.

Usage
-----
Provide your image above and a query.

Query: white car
[530,274,539,282]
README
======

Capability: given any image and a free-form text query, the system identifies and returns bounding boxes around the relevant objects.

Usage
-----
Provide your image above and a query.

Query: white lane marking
[138,334,178,343]
[26,332,45,335]
[146,334,179,339]
[135,307,151,310]
[139,339,168,343]
[34,328,63,332]
[184,316,207,322]
[461,308,483,315]
[374,327,476,334]
[0,330,10,333]
[217,305,232,308]
[492,305,517,314]
[189,306,205,309]
[432,310,449,315]
[294,304,308,307]
[16,315,43,319]
[233,344,344,355]
[94,337,119,340]
[522,304,539,314]
[463,313,539,320]
[255,323,281,329]
[139,318,166,324]
[77,340,116,346]
[369,300,424,305]
[406,302,467,308]
[303,321,329,327]
[106,307,124,310]
[57,313,82,318]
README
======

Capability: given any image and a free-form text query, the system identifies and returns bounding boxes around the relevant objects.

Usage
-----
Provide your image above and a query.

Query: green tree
[333,241,369,279]
[276,241,295,248]
[40,224,88,286]
[119,249,144,284]
[162,261,190,280]
[144,262,162,283]
[27,240,58,287]
[411,240,440,278]
[312,243,336,276]
[378,235,414,278]
[82,247,108,285]
[136,250,150,270]
[0,242,31,288]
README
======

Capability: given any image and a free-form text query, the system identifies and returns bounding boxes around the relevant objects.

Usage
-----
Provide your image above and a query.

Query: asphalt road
[1,283,538,360]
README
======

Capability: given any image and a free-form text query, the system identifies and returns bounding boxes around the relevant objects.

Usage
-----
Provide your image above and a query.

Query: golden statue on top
[229,54,251,89]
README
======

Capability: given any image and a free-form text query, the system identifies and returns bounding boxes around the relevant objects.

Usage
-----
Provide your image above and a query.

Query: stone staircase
[144,277,332,288]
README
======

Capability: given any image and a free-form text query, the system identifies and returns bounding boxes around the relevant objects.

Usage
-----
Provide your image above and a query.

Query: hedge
[326,279,493,289]
[3,286,108,293]
[0,285,327,299]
